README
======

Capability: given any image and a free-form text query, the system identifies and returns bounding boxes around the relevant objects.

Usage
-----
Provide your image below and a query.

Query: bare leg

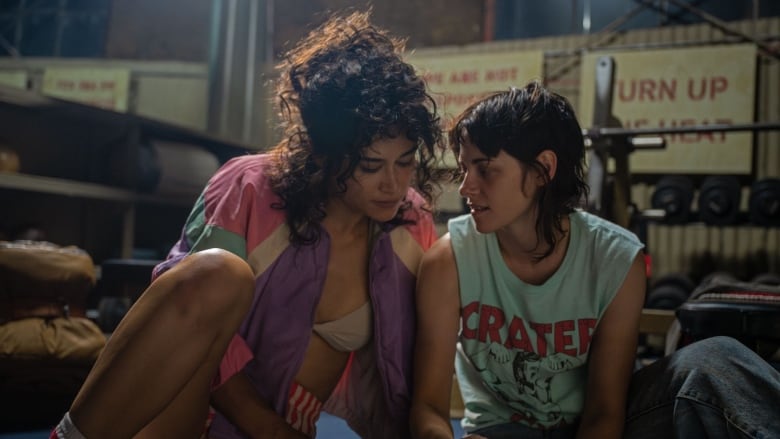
[67,249,255,439]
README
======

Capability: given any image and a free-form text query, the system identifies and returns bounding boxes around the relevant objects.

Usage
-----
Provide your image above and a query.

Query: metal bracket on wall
[636,0,780,61]
[583,55,780,230]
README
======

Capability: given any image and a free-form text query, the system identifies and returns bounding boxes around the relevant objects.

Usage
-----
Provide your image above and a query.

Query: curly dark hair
[266,10,442,245]
[449,81,589,261]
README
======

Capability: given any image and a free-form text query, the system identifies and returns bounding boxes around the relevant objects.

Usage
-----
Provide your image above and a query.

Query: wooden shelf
[0,172,194,207]
[0,84,251,262]
[0,172,198,258]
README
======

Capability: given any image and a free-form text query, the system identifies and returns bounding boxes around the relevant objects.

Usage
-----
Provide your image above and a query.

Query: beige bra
[313,301,373,352]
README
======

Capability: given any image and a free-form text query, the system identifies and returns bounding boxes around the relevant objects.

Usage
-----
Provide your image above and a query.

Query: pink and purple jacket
[152,154,437,438]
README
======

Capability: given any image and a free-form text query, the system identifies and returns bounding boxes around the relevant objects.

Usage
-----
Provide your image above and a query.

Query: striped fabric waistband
[286,381,324,437]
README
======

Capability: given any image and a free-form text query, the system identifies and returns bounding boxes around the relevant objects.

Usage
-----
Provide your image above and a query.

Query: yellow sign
[0,71,27,89]
[579,44,756,174]
[407,50,544,121]
[406,49,544,166]
[42,68,131,112]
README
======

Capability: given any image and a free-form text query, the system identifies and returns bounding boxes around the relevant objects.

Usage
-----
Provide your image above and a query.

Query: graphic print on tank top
[461,301,592,428]
[471,342,583,426]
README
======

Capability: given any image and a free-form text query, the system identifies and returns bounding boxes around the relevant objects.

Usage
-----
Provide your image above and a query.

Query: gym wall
[2,15,777,280]
[422,15,780,281]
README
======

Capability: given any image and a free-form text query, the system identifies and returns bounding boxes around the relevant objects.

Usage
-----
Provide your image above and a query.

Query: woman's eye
[397,159,415,168]
[359,163,381,173]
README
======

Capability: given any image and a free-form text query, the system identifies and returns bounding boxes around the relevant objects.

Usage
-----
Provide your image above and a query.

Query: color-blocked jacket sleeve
[152,155,266,280]
[402,187,438,251]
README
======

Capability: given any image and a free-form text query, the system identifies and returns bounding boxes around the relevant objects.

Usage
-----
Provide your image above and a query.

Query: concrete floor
[0,413,466,438]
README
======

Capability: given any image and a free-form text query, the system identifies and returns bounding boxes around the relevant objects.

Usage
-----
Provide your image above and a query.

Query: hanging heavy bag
[0,240,105,373]
[0,240,96,321]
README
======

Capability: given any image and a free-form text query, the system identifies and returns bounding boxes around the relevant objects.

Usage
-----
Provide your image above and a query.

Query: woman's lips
[373,200,400,209]
[468,203,489,215]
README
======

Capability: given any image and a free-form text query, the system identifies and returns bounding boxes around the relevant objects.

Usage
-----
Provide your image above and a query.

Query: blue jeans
[469,336,780,439]
[625,336,780,439]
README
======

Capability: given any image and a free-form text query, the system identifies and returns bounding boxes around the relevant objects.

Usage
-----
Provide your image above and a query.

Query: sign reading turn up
[579,44,757,174]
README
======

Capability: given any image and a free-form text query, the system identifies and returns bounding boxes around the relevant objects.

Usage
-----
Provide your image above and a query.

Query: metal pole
[265,0,274,63]
[483,0,495,42]
[547,3,647,82]
[0,35,20,57]
[207,0,223,134]
[219,0,238,135]
[571,0,578,34]
[54,0,66,56]
[752,0,759,40]
[586,56,616,218]
[242,0,259,143]
[15,0,25,55]
[582,0,591,34]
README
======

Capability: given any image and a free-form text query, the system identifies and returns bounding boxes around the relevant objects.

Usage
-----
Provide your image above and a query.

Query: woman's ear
[536,150,557,184]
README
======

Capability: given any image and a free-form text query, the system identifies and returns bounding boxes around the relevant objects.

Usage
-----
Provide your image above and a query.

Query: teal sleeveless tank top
[448,210,644,431]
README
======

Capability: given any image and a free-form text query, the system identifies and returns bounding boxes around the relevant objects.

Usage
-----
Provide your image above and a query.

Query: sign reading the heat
[579,44,756,174]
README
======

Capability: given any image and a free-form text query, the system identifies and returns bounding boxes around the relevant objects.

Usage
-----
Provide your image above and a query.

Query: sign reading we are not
[406,49,544,167]
[406,49,544,122]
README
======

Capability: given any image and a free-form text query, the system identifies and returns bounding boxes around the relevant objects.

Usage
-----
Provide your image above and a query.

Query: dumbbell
[645,272,695,309]
[650,175,694,225]
[698,175,741,226]
[749,178,780,227]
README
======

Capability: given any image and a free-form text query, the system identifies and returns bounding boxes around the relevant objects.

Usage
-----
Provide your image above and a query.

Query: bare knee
[675,336,757,373]
[683,336,746,357]
[161,249,255,323]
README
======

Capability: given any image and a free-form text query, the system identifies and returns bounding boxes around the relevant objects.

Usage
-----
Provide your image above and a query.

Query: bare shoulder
[420,233,456,273]
[416,233,460,337]
[417,233,459,302]
[599,251,647,333]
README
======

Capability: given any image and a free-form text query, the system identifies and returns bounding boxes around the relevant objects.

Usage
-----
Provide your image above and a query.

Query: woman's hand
[211,372,308,439]
[265,417,309,439]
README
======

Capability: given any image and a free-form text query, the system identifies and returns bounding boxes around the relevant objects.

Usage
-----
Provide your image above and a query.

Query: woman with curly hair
[51,10,442,439]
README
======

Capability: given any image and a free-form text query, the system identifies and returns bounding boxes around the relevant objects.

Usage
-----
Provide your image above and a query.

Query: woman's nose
[380,167,399,192]
[458,171,475,198]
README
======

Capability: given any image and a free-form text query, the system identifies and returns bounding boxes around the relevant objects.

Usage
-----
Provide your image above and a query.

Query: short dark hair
[449,81,589,260]
[267,10,442,245]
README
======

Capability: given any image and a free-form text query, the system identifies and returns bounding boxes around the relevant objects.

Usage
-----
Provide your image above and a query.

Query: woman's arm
[410,235,462,439]
[211,371,307,439]
[577,252,647,439]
